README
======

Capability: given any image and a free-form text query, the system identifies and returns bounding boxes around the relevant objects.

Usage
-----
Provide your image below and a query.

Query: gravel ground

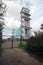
[0,48,43,65]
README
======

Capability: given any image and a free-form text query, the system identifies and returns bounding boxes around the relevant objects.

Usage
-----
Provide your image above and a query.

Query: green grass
[19,41,27,48]
[21,41,27,47]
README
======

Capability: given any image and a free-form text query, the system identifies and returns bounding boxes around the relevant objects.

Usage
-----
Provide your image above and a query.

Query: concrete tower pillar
[20,7,31,40]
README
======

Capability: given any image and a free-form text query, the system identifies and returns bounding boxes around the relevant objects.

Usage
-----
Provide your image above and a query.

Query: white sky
[2,0,43,35]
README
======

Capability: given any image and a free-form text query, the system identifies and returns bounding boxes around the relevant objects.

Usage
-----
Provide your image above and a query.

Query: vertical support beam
[11,29,15,48]
[20,36,22,47]
[0,24,2,58]
[0,26,2,49]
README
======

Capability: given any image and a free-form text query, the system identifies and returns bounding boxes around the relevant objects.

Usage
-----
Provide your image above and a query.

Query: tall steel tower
[20,7,31,40]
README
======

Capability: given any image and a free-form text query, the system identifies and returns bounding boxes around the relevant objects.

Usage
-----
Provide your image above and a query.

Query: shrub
[26,35,43,57]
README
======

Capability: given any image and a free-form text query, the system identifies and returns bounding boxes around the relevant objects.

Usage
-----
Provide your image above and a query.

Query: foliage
[26,35,43,57]
[0,1,7,51]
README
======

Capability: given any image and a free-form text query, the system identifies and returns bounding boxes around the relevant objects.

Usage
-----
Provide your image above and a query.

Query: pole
[11,29,15,48]
[0,24,2,58]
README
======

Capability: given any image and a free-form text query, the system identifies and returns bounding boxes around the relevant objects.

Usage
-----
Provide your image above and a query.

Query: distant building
[20,7,31,39]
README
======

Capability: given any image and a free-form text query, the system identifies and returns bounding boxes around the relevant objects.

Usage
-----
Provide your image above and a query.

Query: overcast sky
[2,0,43,36]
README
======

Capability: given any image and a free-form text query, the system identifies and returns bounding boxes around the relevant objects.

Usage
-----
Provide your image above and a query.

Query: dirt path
[0,48,43,65]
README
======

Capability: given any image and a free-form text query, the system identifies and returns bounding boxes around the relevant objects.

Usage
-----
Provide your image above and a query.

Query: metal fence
[2,35,20,49]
